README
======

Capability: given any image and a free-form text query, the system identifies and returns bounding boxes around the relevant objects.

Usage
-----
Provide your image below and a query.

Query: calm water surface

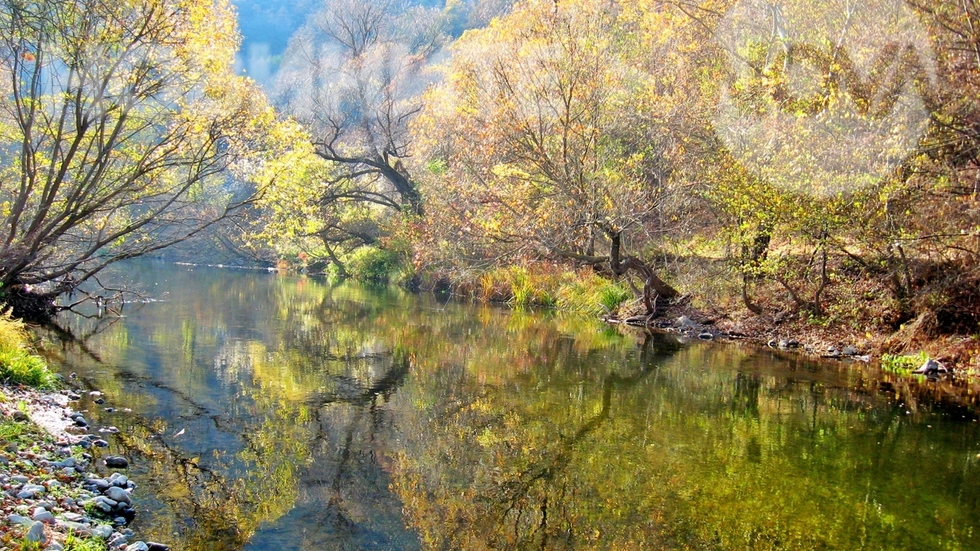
[47,262,980,550]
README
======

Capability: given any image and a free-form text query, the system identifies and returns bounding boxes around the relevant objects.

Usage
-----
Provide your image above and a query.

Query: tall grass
[0,311,57,389]
[468,266,633,314]
[555,271,633,315]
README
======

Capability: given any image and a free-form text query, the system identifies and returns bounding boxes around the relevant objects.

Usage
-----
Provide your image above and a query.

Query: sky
[232,0,319,86]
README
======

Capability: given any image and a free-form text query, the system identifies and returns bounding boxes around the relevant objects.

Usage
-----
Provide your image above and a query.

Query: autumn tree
[416,0,681,314]
[0,0,277,318]
[273,0,444,218]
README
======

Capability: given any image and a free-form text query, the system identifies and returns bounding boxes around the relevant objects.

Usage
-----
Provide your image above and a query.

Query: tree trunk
[377,160,424,217]
[607,231,678,315]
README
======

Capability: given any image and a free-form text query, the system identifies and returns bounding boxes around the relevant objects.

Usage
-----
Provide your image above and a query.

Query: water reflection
[45,262,980,550]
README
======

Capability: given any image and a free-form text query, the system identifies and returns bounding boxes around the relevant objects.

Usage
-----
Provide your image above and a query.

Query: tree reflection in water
[45,262,980,551]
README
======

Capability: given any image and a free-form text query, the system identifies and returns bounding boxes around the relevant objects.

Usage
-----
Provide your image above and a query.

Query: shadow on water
[40,261,980,550]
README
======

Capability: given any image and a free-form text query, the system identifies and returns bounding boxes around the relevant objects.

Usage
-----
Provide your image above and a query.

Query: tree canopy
[0,0,281,317]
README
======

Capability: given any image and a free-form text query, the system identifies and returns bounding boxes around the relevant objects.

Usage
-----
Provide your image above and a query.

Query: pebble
[32,507,55,523]
[105,456,129,469]
[105,486,133,505]
[85,478,111,491]
[26,520,46,543]
[8,513,33,526]
[18,483,47,498]
[91,524,115,539]
[109,473,129,486]
[56,520,91,534]
[2,388,165,551]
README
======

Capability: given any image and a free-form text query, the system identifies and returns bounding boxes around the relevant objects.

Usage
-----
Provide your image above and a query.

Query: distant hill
[233,0,513,87]
[232,0,319,85]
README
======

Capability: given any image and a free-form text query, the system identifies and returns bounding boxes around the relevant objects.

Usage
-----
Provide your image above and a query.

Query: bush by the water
[345,246,404,284]
[0,311,57,389]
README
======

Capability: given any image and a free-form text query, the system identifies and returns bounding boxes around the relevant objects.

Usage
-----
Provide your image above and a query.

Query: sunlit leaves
[0,0,280,309]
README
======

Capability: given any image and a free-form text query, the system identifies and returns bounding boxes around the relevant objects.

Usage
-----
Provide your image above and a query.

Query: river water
[46,262,980,550]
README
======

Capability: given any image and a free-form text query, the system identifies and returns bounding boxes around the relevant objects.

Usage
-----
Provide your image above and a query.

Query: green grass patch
[555,272,634,315]
[0,311,57,389]
[63,532,107,551]
[881,351,929,376]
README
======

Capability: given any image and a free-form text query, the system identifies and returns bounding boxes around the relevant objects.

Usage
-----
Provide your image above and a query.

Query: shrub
[345,246,402,284]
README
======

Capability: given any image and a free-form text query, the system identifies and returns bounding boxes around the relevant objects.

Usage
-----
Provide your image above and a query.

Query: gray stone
[915,358,949,375]
[58,512,85,523]
[108,474,129,487]
[55,520,91,534]
[8,514,33,526]
[842,345,859,356]
[94,439,110,448]
[32,507,55,524]
[676,315,695,328]
[91,524,114,539]
[147,543,170,551]
[11,475,29,484]
[92,495,118,512]
[126,542,150,551]
[104,486,132,505]
[18,484,47,499]
[105,456,129,468]
[12,411,29,422]
[26,520,46,543]
[86,478,111,490]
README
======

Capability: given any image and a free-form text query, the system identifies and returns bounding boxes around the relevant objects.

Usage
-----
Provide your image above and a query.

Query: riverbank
[0,384,167,551]
[403,263,980,380]
[622,297,979,380]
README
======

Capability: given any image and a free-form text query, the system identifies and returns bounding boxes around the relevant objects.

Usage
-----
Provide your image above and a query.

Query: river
[46,261,980,550]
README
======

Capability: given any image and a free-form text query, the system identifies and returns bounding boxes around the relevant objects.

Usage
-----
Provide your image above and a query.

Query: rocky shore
[0,385,167,551]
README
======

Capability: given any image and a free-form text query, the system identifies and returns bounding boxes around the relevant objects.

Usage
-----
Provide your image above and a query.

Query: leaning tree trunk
[608,231,678,316]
